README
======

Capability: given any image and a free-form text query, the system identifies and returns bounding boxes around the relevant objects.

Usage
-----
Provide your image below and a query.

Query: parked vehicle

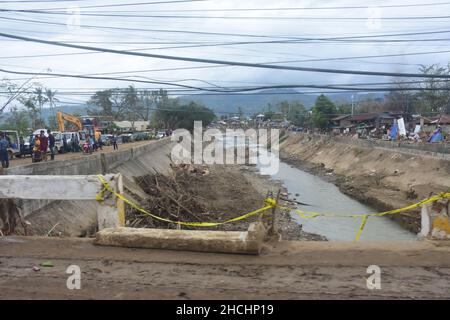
[132,132,151,141]
[61,131,87,152]
[155,131,166,139]
[22,136,33,157]
[101,134,113,146]
[52,131,63,153]
[119,133,133,143]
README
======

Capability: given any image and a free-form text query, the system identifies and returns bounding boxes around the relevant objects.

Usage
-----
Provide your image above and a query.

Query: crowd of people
[29,130,119,163]
[0,129,123,168]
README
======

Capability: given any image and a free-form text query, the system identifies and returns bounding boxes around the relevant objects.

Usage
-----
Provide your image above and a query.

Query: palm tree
[45,88,58,109]
[33,87,48,126]
[45,88,58,129]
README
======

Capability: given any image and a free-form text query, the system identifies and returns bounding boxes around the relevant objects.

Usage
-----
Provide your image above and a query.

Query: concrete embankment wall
[280,133,450,232]
[6,139,175,236]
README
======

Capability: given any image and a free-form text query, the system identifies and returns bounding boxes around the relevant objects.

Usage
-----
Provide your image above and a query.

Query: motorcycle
[82,141,92,154]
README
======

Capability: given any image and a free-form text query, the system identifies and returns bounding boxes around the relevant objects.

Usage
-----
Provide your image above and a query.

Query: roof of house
[430,114,450,124]
[349,113,378,122]
[114,121,149,128]
[331,115,350,121]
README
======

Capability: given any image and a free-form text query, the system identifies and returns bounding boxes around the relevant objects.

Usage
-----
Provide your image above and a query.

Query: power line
[19,0,209,11]
[1,31,450,79]
[1,0,86,2]
[5,8,450,20]
[2,15,450,48]
[6,15,450,43]
[1,68,449,93]
[0,16,301,40]
[62,2,450,12]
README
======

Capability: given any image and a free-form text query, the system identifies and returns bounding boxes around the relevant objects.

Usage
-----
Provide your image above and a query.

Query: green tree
[277,101,307,126]
[152,100,215,131]
[416,64,450,113]
[33,87,48,124]
[3,107,30,134]
[87,89,125,119]
[335,101,352,114]
[236,106,244,119]
[311,94,336,129]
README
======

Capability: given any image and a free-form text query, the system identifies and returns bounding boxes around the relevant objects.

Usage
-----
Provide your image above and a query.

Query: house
[114,121,150,132]
[81,116,114,132]
[428,114,450,133]
[349,113,379,128]
[330,115,351,130]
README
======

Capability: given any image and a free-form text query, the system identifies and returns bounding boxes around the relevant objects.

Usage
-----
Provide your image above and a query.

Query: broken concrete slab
[94,222,266,255]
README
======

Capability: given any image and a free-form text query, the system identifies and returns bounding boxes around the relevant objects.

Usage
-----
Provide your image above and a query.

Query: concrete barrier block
[94,222,266,255]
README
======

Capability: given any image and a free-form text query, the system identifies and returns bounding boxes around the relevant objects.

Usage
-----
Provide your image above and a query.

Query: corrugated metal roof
[349,113,378,122]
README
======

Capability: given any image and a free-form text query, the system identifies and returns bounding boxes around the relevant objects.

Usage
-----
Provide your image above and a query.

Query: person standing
[62,135,68,154]
[112,134,118,150]
[71,134,76,152]
[47,129,56,161]
[0,132,10,169]
[32,135,41,163]
[19,136,25,158]
[39,130,48,162]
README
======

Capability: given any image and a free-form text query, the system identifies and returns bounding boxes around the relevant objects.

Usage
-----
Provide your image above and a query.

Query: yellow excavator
[56,111,101,140]
[56,111,82,132]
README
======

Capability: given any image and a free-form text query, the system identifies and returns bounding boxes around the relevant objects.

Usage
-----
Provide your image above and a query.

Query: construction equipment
[56,111,82,132]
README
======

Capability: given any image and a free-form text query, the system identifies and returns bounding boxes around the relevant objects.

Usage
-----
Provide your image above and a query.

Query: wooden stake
[269,189,281,236]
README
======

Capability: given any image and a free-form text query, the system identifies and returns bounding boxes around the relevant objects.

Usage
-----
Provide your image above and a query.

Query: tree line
[88,86,216,131]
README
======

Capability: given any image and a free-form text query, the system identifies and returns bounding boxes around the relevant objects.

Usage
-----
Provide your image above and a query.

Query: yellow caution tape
[278,192,450,241]
[96,175,274,227]
[96,174,450,240]
[354,215,369,242]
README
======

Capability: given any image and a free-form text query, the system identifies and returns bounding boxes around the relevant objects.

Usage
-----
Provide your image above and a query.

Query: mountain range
[0,89,385,124]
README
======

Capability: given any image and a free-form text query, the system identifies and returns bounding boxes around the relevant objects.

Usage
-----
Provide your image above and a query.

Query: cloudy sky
[1,0,450,108]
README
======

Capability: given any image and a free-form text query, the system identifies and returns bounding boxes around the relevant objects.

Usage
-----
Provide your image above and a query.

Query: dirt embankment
[280,134,450,233]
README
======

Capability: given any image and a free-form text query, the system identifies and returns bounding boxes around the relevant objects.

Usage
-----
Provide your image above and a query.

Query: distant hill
[0,104,91,123]
[178,89,385,115]
[0,90,386,125]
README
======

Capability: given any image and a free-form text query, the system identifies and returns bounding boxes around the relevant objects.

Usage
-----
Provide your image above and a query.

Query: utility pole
[351,93,355,116]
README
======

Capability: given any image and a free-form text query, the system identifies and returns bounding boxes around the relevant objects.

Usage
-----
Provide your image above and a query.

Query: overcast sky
[1,0,450,108]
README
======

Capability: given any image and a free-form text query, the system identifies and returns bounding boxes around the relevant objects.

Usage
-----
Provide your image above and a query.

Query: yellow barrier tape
[96,175,275,227]
[278,192,450,241]
[354,215,369,242]
[96,174,450,240]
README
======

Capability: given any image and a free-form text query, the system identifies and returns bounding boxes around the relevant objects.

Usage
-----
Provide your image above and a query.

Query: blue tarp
[428,128,443,143]
[389,121,398,140]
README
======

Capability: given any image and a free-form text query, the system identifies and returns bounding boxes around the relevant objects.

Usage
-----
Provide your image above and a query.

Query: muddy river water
[268,161,417,241]
[219,135,417,241]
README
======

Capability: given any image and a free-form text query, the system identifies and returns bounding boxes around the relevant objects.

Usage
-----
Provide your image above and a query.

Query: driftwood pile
[129,164,211,229]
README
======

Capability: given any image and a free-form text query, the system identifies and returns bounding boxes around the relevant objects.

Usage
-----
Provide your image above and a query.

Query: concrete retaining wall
[5,139,175,236]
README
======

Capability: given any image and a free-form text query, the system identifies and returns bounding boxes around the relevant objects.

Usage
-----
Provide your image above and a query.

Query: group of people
[31,129,56,163]
[0,129,123,168]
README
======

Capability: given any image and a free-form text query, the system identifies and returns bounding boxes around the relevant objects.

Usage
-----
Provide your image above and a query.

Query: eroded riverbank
[280,133,450,233]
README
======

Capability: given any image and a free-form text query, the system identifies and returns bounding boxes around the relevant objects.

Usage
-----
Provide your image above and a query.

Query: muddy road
[1,237,449,299]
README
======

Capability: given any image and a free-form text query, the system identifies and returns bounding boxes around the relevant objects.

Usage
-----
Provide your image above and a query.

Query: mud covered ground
[1,237,449,299]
